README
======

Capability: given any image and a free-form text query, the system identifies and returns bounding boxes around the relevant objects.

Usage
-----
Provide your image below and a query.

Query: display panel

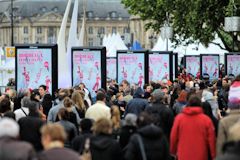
[16,44,58,94]
[185,55,200,77]
[72,47,106,97]
[225,53,240,77]
[201,54,219,80]
[107,58,116,80]
[149,53,170,81]
[117,51,148,87]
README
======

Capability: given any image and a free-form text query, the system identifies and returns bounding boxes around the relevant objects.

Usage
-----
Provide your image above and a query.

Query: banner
[17,48,52,92]
[186,56,200,77]
[201,55,219,80]
[118,53,145,87]
[72,50,102,97]
[149,54,170,81]
[5,47,15,58]
[107,58,116,80]
[227,54,240,76]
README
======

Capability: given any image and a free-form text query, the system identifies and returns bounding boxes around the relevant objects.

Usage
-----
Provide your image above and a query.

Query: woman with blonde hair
[71,91,86,118]
[111,105,121,140]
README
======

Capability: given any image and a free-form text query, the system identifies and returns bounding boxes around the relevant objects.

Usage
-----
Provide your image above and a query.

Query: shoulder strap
[21,108,28,116]
[136,134,147,160]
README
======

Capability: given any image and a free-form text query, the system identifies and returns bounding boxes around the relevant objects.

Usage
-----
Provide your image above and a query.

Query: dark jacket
[38,148,80,160]
[146,103,174,140]
[216,141,240,160]
[90,134,122,160]
[18,114,45,151]
[0,137,36,160]
[119,125,137,149]
[58,120,77,148]
[125,88,149,116]
[72,132,93,153]
[125,124,170,160]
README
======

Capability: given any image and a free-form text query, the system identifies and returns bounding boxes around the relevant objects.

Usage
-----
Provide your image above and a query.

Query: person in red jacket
[170,95,216,160]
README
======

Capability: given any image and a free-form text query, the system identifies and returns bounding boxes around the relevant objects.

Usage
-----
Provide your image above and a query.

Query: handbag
[80,138,92,160]
[136,134,147,160]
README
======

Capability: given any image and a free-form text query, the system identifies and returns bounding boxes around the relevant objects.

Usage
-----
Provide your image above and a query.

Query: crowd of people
[0,73,240,160]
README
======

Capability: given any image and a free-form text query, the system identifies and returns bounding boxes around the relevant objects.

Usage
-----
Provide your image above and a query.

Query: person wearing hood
[202,90,219,119]
[124,112,170,160]
[124,87,149,117]
[90,118,122,160]
[170,95,216,160]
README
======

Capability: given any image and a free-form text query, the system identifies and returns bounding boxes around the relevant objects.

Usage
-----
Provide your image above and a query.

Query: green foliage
[122,0,240,51]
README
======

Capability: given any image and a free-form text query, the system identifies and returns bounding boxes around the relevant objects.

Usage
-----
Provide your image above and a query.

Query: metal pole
[11,0,14,46]
[166,38,168,51]
[232,32,234,51]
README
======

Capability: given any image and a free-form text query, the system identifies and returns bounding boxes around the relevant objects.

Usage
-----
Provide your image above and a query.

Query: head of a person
[177,90,188,103]
[92,118,113,135]
[0,98,11,114]
[187,95,202,107]
[0,118,19,138]
[151,89,165,104]
[21,96,31,108]
[3,111,16,120]
[202,90,214,102]
[122,80,130,90]
[58,89,69,101]
[57,108,69,121]
[79,83,86,90]
[41,123,66,150]
[123,113,137,127]
[30,89,41,102]
[133,87,144,98]
[28,101,40,117]
[6,89,16,100]
[137,112,154,128]
[96,91,106,102]
[63,97,73,109]
[145,85,153,93]
[111,106,120,129]
[228,75,240,109]
[116,92,123,101]
[80,118,93,133]
[38,85,47,97]
[71,91,85,111]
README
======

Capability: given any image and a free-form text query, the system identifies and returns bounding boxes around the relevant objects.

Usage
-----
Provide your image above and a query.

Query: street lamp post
[11,0,14,46]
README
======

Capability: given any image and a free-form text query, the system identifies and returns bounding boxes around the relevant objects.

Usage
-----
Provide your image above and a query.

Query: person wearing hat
[217,75,240,155]
[146,89,174,140]
[0,118,36,160]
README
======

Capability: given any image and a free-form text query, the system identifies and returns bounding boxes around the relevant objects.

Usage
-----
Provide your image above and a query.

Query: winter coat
[216,141,240,160]
[146,103,174,140]
[124,124,170,160]
[170,107,216,160]
[119,125,137,149]
[38,147,80,160]
[90,133,122,160]
[0,137,36,160]
[18,114,45,151]
[172,101,186,115]
[217,110,240,155]
[72,132,93,153]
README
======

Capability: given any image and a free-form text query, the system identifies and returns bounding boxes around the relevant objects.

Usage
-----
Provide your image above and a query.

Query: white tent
[0,59,15,86]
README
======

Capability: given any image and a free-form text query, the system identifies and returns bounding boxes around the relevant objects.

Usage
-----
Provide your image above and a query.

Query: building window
[112,27,117,34]
[36,37,42,43]
[88,38,93,46]
[23,26,28,34]
[23,37,29,43]
[88,27,93,34]
[98,27,105,34]
[37,27,42,34]
[123,27,129,33]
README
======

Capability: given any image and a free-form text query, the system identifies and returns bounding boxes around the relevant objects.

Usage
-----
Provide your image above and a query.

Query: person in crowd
[13,89,31,111]
[124,87,149,116]
[122,80,130,96]
[217,75,240,155]
[0,97,12,117]
[111,105,121,140]
[170,95,216,160]
[195,81,206,99]
[41,93,52,118]
[202,90,219,119]
[85,91,111,121]
[57,108,77,148]
[125,112,170,160]
[18,100,45,151]
[0,118,36,160]
[72,118,93,152]
[47,89,80,124]
[79,83,92,107]
[14,96,31,121]
[90,118,122,160]
[146,89,174,141]
[38,123,80,160]
[143,84,153,99]
[217,80,229,117]
[6,89,16,111]
[72,91,86,118]
[202,101,219,136]
[39,85,47,100]
[113,92,126,118]
[172,90,188,115]
[122,87,133,104]
[31,89,46,121]
[119,113,137,149]
[169,81,181,109]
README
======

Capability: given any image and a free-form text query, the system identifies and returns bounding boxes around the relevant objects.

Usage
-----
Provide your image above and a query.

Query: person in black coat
[124,112,170,160]
[124,87,149,117]
[145,89,174,140]
[72,118,93,152]
[90,118,122,160]
[18,100,45,151]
